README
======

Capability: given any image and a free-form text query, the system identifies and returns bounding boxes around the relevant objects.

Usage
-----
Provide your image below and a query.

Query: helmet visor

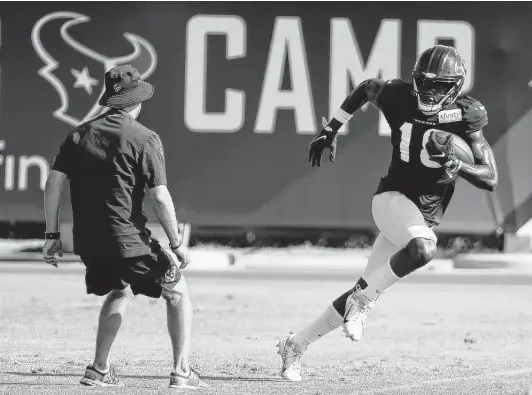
[413,75,455,106]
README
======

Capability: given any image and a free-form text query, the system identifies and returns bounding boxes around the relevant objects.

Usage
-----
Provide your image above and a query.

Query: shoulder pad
[376,79,413,112]
[383,78,412,92]
[456,96,488,132]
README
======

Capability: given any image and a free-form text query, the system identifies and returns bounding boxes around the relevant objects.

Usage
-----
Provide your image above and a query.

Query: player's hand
[170,245,190,270]
[42,239,63,268]
[426,132,463,181]
[308,117,338,167]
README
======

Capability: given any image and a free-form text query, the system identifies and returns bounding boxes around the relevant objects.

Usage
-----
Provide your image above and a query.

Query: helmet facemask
[412,72,464,116]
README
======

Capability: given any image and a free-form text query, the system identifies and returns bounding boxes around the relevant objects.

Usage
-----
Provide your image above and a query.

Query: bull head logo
[31,11,157,127]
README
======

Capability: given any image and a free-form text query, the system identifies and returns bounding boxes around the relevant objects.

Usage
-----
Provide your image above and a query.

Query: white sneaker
[277,333,304,382]
[342,285,376,342]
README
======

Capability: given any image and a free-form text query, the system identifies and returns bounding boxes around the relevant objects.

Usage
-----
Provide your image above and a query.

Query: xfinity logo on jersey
[438,109,463,123]
[31,11,158,127]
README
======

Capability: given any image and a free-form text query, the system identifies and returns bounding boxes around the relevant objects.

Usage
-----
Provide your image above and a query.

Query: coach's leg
[161,277,192,376]
[93,287,134,371]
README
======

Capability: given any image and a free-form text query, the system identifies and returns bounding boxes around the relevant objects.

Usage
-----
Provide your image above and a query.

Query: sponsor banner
[0,3,531,233]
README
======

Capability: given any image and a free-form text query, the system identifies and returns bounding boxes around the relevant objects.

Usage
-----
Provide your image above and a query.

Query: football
[431,131,475,184]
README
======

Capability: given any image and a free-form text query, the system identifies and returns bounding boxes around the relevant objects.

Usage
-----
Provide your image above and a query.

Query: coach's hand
[42,239,63,268]
[170,245,190,270]
[308,117,338,167]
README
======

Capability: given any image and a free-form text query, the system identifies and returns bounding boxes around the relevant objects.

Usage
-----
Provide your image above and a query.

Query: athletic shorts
[372,191,437,248]
[80,239,181,298]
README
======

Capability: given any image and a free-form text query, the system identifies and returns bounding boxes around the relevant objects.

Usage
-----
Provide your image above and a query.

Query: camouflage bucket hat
[98,64,154,108]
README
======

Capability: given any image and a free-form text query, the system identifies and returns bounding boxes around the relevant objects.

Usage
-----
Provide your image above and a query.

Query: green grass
[0,263,531,395]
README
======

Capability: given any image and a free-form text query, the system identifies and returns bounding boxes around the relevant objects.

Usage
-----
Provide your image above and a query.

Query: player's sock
[292,304,343,352]
[332,278,368,316]
[360,260,401,301]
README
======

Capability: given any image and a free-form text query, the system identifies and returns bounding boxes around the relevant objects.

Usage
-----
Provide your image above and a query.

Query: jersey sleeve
[140,134,168,189]
[460,97,488,133]
[375,79,412,121]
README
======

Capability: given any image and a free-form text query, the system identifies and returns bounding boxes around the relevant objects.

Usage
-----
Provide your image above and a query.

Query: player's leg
[360,192,437,299]
[278,302,343,381]
[278,230,399,381]
[342,192,437,341]
[289,233,397,348]
[331,232,399,316]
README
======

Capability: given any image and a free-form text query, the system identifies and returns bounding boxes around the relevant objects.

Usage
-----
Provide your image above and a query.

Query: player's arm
[326,78,385,131]
[308,79,385,167]
[459,130,498,191]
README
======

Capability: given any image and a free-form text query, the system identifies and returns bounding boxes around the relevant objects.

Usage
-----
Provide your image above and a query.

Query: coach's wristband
[45,232,61,240]
[169,242,182,250]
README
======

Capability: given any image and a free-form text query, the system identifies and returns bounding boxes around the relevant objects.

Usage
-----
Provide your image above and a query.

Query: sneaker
[342,285,375,342]
[80,365,123,387]
[277,333,304,382]
[169,370,209,389]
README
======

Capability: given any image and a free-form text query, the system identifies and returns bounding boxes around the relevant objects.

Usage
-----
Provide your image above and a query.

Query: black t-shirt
[52,109,167,257]
[374,79,488,227]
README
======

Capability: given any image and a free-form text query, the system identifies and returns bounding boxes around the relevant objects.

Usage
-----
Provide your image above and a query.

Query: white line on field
[367,368,532,394]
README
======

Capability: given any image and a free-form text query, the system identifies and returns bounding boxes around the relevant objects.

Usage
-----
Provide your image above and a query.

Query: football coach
[42,65,208,389]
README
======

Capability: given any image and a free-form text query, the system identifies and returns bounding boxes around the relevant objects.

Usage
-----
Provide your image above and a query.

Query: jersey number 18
[399,122,442,169]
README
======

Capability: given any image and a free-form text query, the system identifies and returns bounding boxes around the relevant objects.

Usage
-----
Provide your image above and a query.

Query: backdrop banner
[1,2,531,233]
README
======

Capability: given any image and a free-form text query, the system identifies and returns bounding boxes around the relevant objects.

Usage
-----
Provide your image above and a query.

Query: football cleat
[342,285,375,342]
[277,333,304,382]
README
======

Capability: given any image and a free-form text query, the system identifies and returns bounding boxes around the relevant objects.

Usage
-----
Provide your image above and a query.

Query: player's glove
[308,117,338,167]
[425,131,463,179]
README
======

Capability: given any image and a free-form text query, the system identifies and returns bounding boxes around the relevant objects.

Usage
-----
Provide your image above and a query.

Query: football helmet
[412,45,466,115]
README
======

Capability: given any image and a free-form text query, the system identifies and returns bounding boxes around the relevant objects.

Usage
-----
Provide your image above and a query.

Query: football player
[277,45,498,382]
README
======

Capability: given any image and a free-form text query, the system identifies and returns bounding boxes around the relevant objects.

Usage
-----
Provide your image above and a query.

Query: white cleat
[277,333,303,382]
[342,285,376,342]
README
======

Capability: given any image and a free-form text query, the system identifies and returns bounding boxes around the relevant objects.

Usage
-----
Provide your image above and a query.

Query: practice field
[0,263,531,395]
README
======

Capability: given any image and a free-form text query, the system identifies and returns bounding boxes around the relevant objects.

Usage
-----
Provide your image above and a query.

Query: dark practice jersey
[374,79,488,227]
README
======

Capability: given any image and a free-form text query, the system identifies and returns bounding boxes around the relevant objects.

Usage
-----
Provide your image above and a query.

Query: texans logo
[31,11,158,127]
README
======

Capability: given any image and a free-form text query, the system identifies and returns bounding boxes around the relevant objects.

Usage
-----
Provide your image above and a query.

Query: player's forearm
[44,179,63,233]
[328,79,382,131]
[458,163,498,191]
[150,189,182,247]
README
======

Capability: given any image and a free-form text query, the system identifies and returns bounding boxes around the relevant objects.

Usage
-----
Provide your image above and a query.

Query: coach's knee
[161,276,189,303]
[407,238,437,268]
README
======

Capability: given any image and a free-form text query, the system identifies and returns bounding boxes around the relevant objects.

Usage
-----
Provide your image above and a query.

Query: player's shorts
[80,238,181,299]
[372,191,437,248]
